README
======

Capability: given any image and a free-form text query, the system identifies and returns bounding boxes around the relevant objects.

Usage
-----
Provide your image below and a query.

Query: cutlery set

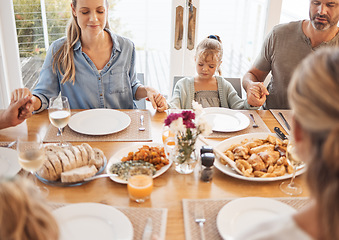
[139,115,145,131]
[278,112,291,130]
[2,140,16,148]
[142,217,153,240]
[195,205,206,240]
[249,113,259,128]
[274,127,288,140]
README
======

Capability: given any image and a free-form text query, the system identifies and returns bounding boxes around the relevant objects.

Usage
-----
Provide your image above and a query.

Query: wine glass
[280,138,303,195]
[48,96,71,147]
[17,133,49,196]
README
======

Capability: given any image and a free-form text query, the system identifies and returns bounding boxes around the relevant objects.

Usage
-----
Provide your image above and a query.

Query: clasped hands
[246,82,269,107]
[144,87,168,112]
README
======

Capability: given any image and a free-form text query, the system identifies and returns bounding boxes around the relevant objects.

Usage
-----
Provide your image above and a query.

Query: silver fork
[249,114,259,128]
[195,205,206,240]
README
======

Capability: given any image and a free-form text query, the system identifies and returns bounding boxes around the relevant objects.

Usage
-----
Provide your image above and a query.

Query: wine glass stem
[288,166,297,187]
[58,127,64,144]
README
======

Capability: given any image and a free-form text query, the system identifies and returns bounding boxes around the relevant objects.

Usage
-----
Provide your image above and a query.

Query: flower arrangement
[164,101,212,168]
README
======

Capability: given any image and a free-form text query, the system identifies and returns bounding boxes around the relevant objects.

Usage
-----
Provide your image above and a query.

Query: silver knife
[278,112,291,130]
[142,217,153,240]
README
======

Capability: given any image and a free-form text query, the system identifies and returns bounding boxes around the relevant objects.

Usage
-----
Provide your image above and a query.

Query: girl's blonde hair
[0,177,59,240]
[288,47,339,240]
[53,0,110,84]
[195,35,223,75]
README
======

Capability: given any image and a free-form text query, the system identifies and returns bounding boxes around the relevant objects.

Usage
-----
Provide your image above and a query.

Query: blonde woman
[0,177,59,240]
[235,47,339,240]
[15,0,167,112]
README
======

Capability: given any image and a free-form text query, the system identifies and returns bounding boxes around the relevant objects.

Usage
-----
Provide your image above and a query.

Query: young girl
[168,35,260,109]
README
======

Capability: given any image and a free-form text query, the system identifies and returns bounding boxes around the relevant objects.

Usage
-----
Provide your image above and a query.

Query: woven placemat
[44,110,152,142]
[269,109,293,135]
[205,110,270,139]
[49,202,167,240]
[183,197,311,240]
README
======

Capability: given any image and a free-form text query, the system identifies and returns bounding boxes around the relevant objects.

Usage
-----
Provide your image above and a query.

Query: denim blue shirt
[32,29,142,112]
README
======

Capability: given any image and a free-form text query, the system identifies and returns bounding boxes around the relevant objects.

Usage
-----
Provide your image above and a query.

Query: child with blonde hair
[0,177,59,240]
[168,35,261,109]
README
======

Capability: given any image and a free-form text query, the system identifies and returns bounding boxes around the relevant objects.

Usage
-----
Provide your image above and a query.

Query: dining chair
[134,73,146,109]
[172,76,243,98]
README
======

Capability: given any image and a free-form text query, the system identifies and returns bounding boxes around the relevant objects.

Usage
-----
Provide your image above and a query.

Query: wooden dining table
[0,109,310,240]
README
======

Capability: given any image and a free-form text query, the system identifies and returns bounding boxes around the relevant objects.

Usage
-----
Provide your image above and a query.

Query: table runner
[205,110,270,139]
[269,109,293,135]
[50,202,167,240]
[183,197,310,240]
[44,110,152,142]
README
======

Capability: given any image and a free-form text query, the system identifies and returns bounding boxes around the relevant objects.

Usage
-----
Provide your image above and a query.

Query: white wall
[0,0,23,108]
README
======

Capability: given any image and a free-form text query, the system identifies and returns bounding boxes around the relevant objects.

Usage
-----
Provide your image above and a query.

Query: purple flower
[164,110,196,129]
[181,111,195,121]
[164,113,181,126]
[184,121,196,128]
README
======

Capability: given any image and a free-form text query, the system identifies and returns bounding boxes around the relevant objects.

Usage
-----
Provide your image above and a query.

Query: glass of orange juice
[162,125,175,145]
[127,166,153,203]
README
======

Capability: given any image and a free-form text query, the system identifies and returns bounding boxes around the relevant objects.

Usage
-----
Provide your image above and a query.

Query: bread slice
[45,145,63,154]
[37,165,50,180]
[69,146,82,167]
[61,165,98,183]
[76,145,89,166]
[89,148,105,170]
[82,143,95,162]
[56,151,72,172]
[46,151,63,176]
[44,154,59,181]
[62,148,77,169]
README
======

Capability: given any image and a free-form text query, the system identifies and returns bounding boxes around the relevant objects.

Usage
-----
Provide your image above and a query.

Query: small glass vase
[173,137,198,174]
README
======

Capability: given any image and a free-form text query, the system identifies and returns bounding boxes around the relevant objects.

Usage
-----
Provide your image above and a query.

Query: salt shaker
[200,153,215,182]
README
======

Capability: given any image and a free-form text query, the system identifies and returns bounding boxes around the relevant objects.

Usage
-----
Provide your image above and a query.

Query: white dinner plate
[68,109,131,135]
[107,143,173,184]
[0,147,21,177]
[53,202,133,240]
[217,197,296,239]
[214,132,306,182]
[202,108,249,132]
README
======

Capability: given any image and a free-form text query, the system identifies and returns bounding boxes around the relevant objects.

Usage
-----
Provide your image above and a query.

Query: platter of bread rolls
[36,143,106,186]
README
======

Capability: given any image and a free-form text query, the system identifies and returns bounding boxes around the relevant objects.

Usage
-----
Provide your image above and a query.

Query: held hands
[246,82,269,107]
[145,87,168,112]
[11,88,35,120]
[0,88,34,129]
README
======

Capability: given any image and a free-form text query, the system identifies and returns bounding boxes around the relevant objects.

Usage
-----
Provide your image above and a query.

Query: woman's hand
[146,87,168,112]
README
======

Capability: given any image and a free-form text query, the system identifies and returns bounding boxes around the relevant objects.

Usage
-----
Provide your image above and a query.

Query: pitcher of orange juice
[127,166,153,203]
